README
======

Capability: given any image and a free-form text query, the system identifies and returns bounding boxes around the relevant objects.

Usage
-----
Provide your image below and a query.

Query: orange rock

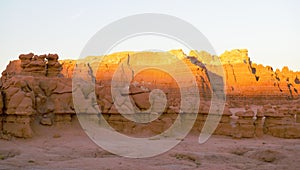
[0,50,300,139]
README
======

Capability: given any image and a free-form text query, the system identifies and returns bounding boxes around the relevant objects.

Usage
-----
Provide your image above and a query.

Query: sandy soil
[0,118,299,170]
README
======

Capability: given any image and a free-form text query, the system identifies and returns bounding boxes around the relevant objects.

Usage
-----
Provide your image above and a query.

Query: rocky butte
[0,49,300,139]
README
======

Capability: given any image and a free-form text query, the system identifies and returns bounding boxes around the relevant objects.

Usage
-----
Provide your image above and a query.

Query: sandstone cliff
[0,49,299,139]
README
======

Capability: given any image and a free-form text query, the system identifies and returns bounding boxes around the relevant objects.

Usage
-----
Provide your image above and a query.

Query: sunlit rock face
[0,49,299,139]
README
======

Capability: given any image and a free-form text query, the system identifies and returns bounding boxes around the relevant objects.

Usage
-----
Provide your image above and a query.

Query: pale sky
[1,0,299,72]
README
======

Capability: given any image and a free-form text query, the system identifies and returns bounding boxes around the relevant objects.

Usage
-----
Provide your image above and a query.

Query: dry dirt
[0,118,299,170]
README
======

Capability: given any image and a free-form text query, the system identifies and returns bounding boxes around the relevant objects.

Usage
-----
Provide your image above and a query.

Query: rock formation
[220,50,300,105]
[0,49,299,139]
[0,54,73,138]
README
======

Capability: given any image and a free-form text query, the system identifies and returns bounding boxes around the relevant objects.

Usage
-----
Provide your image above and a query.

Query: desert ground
[0,117,299,170]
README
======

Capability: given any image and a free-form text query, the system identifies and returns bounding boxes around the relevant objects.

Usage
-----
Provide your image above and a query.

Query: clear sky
[1,0,299,72]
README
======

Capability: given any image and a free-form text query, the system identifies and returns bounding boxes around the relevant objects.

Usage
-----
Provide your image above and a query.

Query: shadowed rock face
[0,54,72,138]
[0,49,299,139]
[17,53,62,77]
